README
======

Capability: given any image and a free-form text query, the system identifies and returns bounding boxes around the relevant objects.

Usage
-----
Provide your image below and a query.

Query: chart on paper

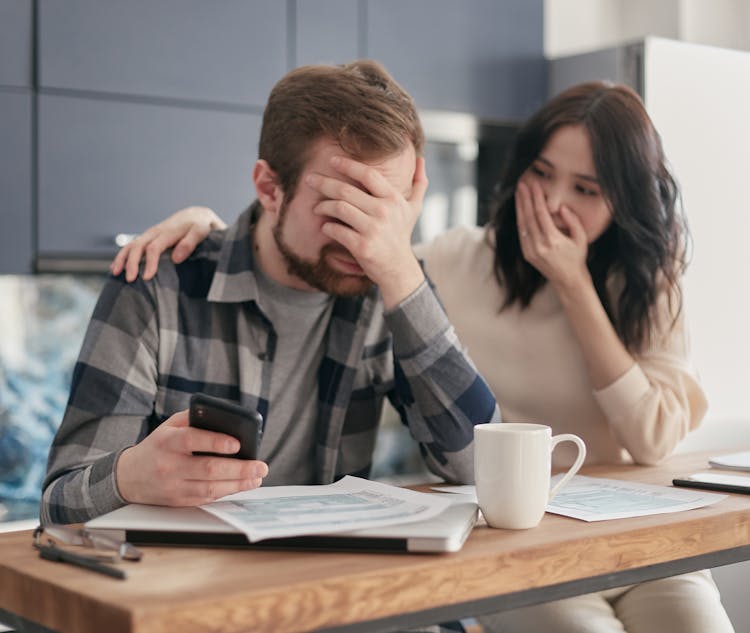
[546,475,726,521]
[201,476,451,541]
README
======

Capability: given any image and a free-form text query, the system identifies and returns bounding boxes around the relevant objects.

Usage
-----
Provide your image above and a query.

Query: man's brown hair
[258,60,424,198]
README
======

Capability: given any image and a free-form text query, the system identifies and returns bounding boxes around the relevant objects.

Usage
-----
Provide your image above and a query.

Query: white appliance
[549,37,750,444]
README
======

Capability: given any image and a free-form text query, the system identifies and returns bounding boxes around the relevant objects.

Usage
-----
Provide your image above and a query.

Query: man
[42,60,500,524]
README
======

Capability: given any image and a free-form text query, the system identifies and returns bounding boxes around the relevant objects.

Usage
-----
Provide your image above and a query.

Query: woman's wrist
[550,266,594,302]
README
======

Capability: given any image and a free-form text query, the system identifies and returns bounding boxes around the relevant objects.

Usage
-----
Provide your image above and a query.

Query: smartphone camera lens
[195,407,205,418]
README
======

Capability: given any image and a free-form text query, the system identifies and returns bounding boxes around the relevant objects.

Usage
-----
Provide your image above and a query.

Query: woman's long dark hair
[490,81,688,352]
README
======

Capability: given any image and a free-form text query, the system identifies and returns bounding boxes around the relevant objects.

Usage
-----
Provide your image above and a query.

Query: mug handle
[548,434,587,501]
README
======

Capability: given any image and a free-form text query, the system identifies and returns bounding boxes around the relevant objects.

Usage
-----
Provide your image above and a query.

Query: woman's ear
[253,160,283,216]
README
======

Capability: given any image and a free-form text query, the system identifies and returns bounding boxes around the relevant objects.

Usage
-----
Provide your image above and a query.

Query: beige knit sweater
[416,225,707,468]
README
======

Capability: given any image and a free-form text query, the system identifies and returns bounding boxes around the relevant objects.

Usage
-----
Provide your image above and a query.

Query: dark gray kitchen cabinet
[37,94,261,263]
[0,0,33,272]
[366,0,546,120]
[295,0,361,66]
[0,0,32,88]
[0,0,549,273]
[0,90,33,273]
[38,0,287,107]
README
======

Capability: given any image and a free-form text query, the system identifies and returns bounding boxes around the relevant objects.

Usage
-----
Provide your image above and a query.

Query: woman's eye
[530,165,548,179]
[576,184,599,197]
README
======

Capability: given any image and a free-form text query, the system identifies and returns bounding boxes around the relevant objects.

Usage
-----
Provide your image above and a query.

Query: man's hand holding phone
[188,393,263,460]
[115,399,267,507]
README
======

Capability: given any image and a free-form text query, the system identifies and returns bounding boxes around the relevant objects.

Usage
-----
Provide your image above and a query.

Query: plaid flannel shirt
[42,207,500,524]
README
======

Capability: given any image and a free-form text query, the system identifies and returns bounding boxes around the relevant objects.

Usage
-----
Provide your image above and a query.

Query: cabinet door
[366,0,545,120]
[0,0,32,88]
[38,0,287,107]
[38,94,261,260]
[0,91,32,273]
[295,0,360,66]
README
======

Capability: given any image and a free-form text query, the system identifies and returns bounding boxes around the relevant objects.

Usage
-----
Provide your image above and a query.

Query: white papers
[546,475,726,522]
[432,475,726,523]
[201,476,451,543]
[709,451,750,471]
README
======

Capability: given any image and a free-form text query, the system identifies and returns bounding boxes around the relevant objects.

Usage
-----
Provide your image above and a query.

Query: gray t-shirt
[253,267,334,485]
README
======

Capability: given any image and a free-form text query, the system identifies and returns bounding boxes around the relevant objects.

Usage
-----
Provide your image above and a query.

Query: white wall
[680,0,750,50]
[544,0,623,56]
[620,0,681,42]
[545,0,750,56]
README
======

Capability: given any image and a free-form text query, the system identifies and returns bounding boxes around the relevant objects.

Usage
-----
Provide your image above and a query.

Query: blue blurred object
[0,275,104,516]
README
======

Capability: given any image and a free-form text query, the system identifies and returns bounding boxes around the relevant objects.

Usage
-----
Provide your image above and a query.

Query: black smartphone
[188,392,263,460]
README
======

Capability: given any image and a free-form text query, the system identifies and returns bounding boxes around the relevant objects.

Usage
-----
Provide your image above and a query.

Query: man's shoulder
[153,230,224,299]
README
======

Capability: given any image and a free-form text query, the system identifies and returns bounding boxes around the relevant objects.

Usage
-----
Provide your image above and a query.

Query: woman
[111,81,733,632]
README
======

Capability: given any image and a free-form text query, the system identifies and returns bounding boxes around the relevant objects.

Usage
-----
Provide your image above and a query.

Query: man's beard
[272,204,372,297]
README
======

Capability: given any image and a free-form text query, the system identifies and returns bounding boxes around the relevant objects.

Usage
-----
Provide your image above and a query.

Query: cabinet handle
[114,233,139,247]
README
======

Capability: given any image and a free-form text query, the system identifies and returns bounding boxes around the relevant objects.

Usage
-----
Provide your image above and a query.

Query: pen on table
[37,543,127,580]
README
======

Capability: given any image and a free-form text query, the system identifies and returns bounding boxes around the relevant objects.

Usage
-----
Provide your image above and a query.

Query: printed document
[545,475,726,521]
[201,476,450,542]
[432,476,726,522]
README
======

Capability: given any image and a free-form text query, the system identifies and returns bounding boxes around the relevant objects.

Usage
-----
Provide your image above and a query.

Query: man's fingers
[183,455,268,481]
[178,426,241,456]
[163,409,190,427]
[178,476,265,505]
[329,155,391,198]
[314,199,367,233]
[320,220,361,255]
[306,172,373,212]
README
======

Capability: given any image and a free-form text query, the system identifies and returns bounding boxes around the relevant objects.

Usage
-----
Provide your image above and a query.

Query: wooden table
[2,451,749,633]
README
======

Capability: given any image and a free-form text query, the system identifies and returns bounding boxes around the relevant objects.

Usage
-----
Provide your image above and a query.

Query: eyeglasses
[34,524,142,562]
[33,524,142,580]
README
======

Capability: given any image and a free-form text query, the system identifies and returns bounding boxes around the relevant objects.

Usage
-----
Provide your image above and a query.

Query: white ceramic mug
[474,423,586,529]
